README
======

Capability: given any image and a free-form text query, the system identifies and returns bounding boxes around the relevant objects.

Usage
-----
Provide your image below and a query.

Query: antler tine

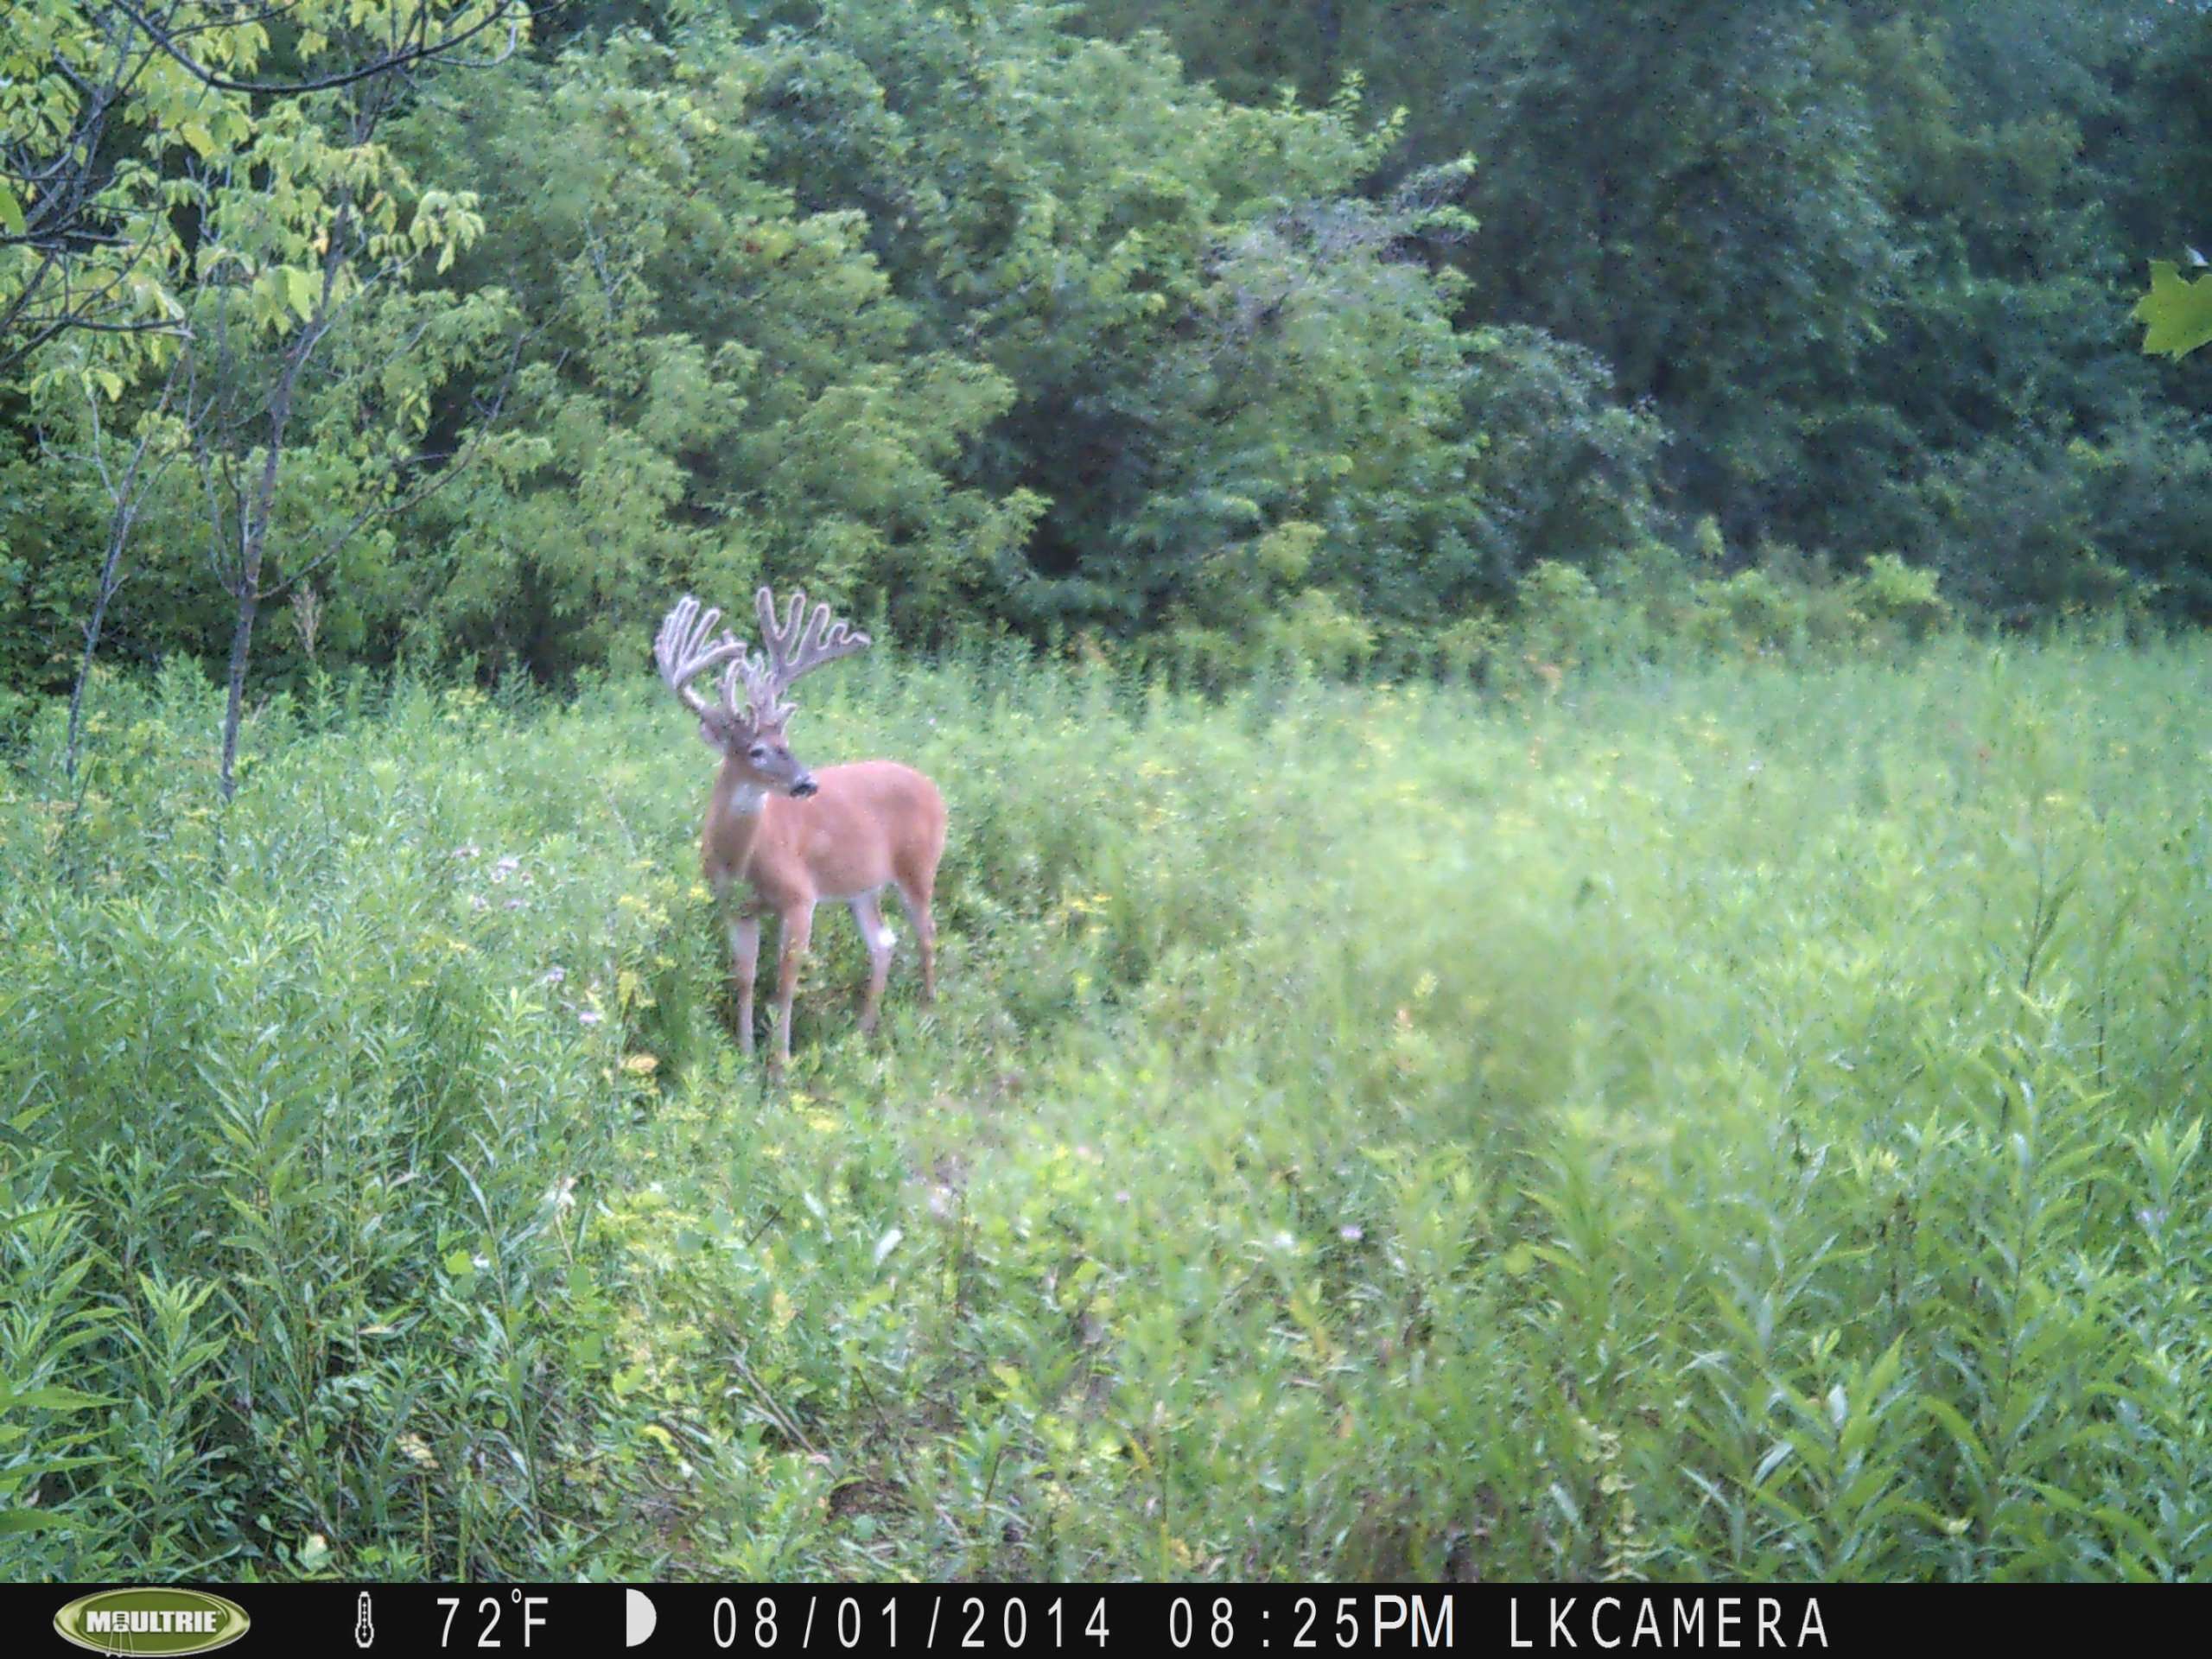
[738,660,792,732]
[743,584,872,728]
[655,594,747,719]
[719,652,753,722]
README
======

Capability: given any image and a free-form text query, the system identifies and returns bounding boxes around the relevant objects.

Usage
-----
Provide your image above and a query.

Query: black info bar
[19,1582,2116,1657]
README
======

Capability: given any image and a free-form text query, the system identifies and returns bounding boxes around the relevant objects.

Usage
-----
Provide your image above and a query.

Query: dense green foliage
[6,1,2210,713]
[1093,0,2212,615]
[7,637,2212,1579]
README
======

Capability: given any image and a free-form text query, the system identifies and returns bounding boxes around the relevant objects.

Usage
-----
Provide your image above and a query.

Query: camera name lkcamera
[1508,1595,1831,1651]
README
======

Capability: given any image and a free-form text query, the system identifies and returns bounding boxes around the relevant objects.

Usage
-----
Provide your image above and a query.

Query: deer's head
[655,588,871,799]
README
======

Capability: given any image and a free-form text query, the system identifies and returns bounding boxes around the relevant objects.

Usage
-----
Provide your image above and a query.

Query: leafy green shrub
[1910,435,2139,620]
[1853,551,1950,639]
[1514,558,1605,668]
[1694,565,1809,653]
[1418,612,1510,683]
[0,1161,116,1576]
[1261,588,1378,677]
[2063,412,2212,620]
[1459,325,1670,597]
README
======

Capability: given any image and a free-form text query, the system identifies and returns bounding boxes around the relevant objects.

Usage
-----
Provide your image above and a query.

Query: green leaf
[2134,261,2212,360]
[1919,1395,1989,1479]
[0,1510,62,1534]
[0,181,23,237]
[8,1385,114,1413]
[285,266,318,322]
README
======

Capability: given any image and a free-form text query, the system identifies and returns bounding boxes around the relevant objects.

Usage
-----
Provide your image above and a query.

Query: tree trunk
[65,506,133,785]
[218,581,259,804]
[218,381,291,804]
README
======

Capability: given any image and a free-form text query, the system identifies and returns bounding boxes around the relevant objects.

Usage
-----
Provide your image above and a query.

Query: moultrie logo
[52,1589,252,1656]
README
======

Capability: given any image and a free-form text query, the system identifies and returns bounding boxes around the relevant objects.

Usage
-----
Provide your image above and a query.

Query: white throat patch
[723,779,769,816]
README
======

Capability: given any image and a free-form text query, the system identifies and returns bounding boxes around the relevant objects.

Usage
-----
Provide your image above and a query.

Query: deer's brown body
[658,590,945,1071]
[703,759,945,1061]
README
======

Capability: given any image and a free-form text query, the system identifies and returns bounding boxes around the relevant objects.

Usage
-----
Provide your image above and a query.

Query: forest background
[6,0,2211,734]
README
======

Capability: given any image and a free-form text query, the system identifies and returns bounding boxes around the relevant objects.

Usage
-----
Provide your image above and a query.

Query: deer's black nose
[790,776,818,798]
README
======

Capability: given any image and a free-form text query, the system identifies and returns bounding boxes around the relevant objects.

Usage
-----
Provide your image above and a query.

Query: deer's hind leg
[850,890,894,1035]
[891,875,937,1006]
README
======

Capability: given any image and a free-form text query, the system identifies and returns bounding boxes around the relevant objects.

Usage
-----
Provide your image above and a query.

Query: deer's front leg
[772,902,814,1073]
[725,910,760,1057]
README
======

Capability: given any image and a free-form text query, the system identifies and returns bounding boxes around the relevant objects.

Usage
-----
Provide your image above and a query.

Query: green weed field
[5,639,2211,1580]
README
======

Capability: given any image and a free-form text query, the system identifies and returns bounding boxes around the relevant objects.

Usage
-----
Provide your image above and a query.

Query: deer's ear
[697,717,726,752]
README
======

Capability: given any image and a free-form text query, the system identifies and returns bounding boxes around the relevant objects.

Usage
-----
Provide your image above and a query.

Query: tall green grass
[4,638,2210,1580]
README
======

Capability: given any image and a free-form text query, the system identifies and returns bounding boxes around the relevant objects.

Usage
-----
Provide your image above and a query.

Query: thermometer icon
[355,1592,375,1649]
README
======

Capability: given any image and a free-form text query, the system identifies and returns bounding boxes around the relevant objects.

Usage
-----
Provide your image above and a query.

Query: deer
[655,588,946,1073]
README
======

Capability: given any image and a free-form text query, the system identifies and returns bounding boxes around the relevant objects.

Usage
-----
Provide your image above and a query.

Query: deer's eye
[747,744,769,763]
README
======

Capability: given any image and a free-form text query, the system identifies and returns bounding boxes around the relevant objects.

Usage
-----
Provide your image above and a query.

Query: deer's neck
[720,772,770,819]
[705,762,773,886]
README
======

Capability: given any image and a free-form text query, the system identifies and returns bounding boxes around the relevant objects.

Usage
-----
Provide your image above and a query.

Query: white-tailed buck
[655,588,945,1071]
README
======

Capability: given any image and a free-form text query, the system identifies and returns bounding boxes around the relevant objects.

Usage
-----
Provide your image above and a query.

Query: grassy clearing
[4,638,2211,1581]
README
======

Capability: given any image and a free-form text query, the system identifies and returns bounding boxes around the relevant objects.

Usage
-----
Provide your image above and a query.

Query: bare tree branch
[105,0,524,98]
